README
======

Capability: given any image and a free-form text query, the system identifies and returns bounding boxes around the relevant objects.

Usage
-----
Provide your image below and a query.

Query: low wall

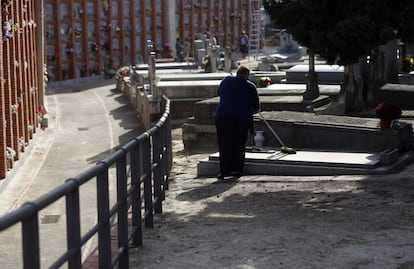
[136,88,161,130]
[156,80,220,99]
[183,110,413,152]
[117,76,160,130]
[254,111,413,153]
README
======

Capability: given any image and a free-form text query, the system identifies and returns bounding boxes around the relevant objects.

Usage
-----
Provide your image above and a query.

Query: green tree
[264,0,414,112]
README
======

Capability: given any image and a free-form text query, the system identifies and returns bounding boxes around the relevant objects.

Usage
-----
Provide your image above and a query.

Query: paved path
[0,76,143,268]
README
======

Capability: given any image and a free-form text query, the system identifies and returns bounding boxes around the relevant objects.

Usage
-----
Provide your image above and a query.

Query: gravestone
[278,32,300,52]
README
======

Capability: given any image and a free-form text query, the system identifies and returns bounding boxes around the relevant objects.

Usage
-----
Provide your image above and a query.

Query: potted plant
[161,43,173,58]
[374,102,402,128]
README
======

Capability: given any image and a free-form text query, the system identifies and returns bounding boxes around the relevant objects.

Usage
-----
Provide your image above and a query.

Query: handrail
[0,96,172,269]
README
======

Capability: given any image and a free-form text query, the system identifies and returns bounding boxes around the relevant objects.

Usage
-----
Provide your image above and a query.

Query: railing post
[161,138,168,198]
[162,96,173,172]
[65,179,82,269]
[142,136,153,228]
[167,112,172,171]
[153,131,163,214]
[162,115,171,192]
[130,142,143,246]
[21,203,40,269]
[116,151,129,269]
[96,168,112,267]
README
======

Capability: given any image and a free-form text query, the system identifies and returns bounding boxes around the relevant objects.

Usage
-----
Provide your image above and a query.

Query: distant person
[175,38,184,62]
[215,65,260,180]
[239,31,249,58]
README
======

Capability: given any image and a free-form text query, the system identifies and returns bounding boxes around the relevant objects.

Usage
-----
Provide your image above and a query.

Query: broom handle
[259,112,286,147]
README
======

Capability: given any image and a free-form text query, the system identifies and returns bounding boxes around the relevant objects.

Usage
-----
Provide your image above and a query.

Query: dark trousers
[215,116,250,174]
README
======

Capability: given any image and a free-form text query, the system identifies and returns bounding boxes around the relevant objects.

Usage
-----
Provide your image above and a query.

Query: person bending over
[215,65,260,179]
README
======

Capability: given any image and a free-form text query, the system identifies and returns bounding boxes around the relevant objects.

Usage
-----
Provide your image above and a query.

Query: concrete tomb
[196,111,413,176]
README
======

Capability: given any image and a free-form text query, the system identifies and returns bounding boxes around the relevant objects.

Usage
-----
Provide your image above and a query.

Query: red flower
[37,105,46,116]
[374,102,401,120]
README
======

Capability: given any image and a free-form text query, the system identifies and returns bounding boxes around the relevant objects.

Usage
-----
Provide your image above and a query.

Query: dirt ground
[130,127,414,269]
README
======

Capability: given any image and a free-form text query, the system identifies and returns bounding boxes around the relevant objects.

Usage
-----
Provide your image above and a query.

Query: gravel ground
[129,126,414,269]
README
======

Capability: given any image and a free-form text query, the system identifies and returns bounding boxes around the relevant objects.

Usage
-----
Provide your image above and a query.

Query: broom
[259,112,296,154]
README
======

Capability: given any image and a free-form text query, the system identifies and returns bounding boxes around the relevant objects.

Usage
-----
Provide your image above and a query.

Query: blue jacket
[215,75,260,122]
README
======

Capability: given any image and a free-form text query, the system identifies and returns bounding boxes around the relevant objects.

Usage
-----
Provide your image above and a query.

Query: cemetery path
[130,126,414,269]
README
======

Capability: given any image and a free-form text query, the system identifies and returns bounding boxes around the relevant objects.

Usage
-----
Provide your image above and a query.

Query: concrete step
[197,150,414,177]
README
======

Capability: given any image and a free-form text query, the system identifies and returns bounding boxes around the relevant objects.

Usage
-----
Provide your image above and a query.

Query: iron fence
[0,96,172,269]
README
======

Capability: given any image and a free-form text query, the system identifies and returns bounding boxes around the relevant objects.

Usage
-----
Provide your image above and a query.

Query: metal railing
[0,96,172,269]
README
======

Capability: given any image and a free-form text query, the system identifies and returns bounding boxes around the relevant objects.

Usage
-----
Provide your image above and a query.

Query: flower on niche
[74,27,82,36]
[2,0,12,6]
[6,146,16,160]
[101,0,109,10]
[90,42,99,52]
[3,19,13,42]
[66,44,74,54]
[374,102,402,120]
[11,104,18,114]
[36,105,46,124]
[37,105,46,116]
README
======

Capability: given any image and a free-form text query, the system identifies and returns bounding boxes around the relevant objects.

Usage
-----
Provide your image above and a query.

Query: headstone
[383,39,399,83]
[148,52,157,97]
[224,46,232,73]
[279,32,299,52]
[194,39,204,62]
[207,46,217,73]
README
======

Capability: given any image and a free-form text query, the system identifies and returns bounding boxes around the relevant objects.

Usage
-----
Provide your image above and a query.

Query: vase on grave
[254,131,265,147]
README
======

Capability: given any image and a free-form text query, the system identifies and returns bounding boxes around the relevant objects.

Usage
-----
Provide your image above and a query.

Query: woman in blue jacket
[215,65,260,179]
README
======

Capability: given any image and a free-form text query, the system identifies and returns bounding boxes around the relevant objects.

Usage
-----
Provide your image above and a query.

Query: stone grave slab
[197,150,413,176]
[285,64,344,84]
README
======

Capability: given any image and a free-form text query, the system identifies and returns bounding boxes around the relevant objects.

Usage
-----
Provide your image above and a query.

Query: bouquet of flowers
[256,77,272,88]
[90,42,99,52]
[374,102,402,120]
[66,44,74,55]
[401,57,413,72]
